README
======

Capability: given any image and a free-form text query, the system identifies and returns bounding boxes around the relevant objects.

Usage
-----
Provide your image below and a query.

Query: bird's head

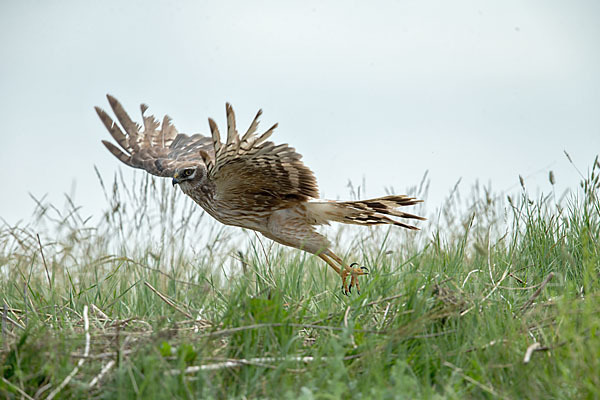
[172,164,207,190]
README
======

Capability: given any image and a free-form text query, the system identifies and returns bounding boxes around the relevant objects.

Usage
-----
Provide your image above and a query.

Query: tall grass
[1,156,599,399]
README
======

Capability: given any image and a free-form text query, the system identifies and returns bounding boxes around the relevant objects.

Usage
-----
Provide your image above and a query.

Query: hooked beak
[172,174,180,186]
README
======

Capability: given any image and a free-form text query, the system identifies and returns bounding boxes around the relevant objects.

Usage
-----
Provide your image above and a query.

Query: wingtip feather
[101,140,132,165]
[106,94,118,107]
[208,118,220,138]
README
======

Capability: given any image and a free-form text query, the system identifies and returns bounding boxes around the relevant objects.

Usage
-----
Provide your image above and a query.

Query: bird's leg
[318,253,350,294]
[324,251,369,295]
[317,253,341,274]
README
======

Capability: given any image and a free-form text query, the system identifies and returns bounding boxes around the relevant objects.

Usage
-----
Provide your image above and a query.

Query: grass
[1,156,599,399]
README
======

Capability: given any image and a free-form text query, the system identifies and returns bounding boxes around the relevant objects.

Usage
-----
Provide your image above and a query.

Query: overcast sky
[1,1,599,226]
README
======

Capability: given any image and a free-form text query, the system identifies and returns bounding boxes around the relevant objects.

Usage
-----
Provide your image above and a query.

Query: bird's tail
[306,195,426,230]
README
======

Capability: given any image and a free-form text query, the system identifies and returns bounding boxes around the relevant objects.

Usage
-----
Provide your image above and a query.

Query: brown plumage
[96,95,425,294]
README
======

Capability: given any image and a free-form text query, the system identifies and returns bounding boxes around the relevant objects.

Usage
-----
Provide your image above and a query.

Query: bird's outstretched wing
[200,103,319,212]
[96,95,213,177]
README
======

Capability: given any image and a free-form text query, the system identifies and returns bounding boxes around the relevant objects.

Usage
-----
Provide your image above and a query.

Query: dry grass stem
[143,281,193,319]
[169,356,361,374]
[443,361,507,399]
[523,342,542,364]
[363,293,407,307]
[36,233,52,290]
[88,360,116,389]
[198,322,389,339]
[1,376,34,400]
[519,272,555,314]
[46,305,90,400]
[460,267,510,317]
[91,304,110,320]
[462,269,481,288]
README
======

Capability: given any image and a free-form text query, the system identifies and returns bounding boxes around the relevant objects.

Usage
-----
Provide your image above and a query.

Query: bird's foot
[341,262,369,295]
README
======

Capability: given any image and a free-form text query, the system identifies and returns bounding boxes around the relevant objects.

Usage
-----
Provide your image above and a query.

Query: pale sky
[1,1,599,226]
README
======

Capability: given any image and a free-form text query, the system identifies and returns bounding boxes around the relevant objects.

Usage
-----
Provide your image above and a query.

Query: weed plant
[1,156,599,399]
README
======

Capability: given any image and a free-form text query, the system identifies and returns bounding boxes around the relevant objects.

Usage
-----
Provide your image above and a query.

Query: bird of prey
[96,95,424,294]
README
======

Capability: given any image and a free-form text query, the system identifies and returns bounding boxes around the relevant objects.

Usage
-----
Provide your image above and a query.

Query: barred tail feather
[307,195,425,230]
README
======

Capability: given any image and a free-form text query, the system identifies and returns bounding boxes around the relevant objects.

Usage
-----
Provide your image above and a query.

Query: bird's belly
[192,197,269,233]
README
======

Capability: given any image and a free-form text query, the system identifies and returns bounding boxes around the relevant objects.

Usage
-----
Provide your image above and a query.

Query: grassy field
[1,157,599,399]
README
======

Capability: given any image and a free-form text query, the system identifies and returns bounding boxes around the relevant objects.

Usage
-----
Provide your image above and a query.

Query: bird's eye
[183,169,193,177]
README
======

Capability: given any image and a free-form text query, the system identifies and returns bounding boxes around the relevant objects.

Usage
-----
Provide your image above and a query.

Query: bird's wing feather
[206,103,319,212]
[96,95,213,177]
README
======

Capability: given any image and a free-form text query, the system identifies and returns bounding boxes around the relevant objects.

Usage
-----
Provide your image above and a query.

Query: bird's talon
[361,266,369,272]
[341,284,350,296]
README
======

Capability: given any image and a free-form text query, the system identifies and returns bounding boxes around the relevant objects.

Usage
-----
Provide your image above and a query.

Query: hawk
[96,95,424,294]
